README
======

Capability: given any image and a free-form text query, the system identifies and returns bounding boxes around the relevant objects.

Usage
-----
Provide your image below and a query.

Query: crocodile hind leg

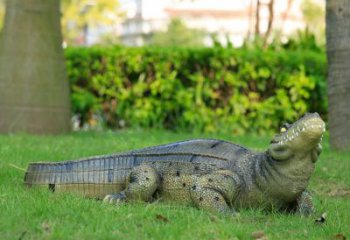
[104,164,159,204]
[294,190,315,216]
[190,170,238,215]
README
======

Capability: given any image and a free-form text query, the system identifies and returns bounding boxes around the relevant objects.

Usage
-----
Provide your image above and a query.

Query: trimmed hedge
[65,46,327,134]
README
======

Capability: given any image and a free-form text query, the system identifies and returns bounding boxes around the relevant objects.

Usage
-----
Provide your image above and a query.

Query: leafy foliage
[151,18,206,47]
[281,29,324,53]
[301,0,325,29]
[61,0,122,45]
[65,46,327,134]
[301,0,325,44]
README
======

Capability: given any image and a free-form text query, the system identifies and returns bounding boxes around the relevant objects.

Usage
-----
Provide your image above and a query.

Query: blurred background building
[117,0,324,47]
[0,0,326,47]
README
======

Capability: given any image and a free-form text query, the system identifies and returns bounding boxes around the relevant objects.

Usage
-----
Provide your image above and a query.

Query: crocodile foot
[295,190,315,216]
[104,164,160,204]
[103,191,127,204]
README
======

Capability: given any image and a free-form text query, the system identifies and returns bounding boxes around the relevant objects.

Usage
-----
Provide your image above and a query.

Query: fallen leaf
[315,212,327,225]
[18,231,27,240]
[334,233,346,240]
[210,215,218,222]
[136,223,143,228]
[155,214,169,223]
[41,221,52,234]
[251,230,268,240]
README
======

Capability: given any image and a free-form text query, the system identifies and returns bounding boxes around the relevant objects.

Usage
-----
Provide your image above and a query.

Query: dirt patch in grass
[312,178,350,197]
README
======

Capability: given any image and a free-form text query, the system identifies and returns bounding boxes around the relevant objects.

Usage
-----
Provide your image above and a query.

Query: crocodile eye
[280,123,291,133]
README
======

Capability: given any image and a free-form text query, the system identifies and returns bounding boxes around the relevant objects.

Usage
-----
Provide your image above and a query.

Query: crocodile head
[268,113,325,163]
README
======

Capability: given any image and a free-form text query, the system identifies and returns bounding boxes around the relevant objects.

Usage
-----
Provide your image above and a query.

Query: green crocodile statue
[24,113,325,215]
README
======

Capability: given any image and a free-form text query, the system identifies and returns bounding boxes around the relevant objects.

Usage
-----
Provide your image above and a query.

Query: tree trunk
[326,0,350,150]
[0,0,71,134]
[255,0,261,36]
[264,0,274,45]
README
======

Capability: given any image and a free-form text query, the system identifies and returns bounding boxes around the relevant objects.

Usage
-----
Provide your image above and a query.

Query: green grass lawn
[0,130,349,239]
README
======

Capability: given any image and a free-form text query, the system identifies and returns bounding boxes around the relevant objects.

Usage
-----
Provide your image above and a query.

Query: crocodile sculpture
[24,113,325,215]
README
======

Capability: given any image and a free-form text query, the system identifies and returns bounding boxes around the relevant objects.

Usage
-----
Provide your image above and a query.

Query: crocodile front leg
[190,170,238,215]
[294,190,315,216]
[104,164,159,204]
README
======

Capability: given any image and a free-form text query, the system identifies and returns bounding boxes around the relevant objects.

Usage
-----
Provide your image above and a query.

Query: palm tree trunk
[326,0,350,149]
[0,0,71,134]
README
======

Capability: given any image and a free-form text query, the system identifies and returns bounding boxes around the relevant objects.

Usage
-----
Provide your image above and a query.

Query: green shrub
[65,46,327,134]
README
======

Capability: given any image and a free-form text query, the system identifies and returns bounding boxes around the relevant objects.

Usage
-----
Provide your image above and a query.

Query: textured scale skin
[24,113,325,215]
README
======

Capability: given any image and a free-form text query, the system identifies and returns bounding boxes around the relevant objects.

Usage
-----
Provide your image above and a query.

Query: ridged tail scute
[23,156,136,198]
[25,163,51,186]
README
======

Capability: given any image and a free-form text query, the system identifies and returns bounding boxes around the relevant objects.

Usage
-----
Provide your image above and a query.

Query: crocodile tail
[24,156,134,198]
[24,162,61,187]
